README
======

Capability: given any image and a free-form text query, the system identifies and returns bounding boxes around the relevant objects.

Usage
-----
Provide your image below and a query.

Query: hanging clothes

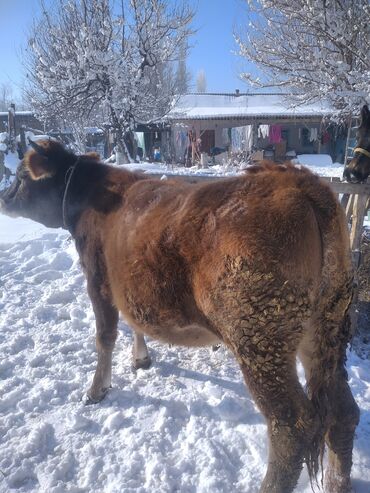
[135,132,145,158]
[321,131,330,144]
[244,125,253,151]
[269,125,282,144]
[231,126,253,152]
[231,127,243,151]
[258,124,269,139]
[221,128,230,147]
[174,129,188,160]
[309,128,318,142]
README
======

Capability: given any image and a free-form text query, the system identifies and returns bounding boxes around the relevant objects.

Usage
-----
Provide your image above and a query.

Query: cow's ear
[24,150,56,180]
[361,105,370,125]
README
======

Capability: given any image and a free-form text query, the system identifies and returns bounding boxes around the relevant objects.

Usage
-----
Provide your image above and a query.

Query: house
[167,92,347,165]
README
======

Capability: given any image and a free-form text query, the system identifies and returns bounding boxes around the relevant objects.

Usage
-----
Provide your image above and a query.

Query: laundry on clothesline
[258,125,269,139]
[309,128,318,142]
[269,125,282,144]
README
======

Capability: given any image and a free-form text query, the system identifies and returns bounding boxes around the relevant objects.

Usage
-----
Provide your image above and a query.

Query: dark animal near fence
[0,140,359,493]
[344,104,370,183]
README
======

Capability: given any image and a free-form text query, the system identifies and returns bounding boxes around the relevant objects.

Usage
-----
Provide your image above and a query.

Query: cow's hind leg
[324,365,359,493]
[132,331,151,370]
[299,315,360,493]
[237,352,320,493]
[224,325,319,492]
[208,263,322,492]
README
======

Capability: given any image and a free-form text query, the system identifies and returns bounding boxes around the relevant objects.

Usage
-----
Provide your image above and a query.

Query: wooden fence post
[350,194,368,267]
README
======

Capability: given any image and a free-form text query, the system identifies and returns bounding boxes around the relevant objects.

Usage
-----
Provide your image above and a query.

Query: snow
[296,154,333,166]
[294,154,345,179]
[4,152,20,174]
[0,214,59,243]
[1,158,369,493]
[121,154,345,180]
[0,111,33,117]
[168,93,333,120]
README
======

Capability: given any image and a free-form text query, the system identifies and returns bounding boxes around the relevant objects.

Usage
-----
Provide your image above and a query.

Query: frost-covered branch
[236,0,370,117]
[25,0,194,158]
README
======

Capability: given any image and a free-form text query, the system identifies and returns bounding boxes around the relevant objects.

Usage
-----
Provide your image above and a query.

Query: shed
[167,93,347,165]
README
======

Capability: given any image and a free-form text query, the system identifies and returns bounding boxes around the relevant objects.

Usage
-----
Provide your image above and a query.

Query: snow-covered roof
[168,93,333,121]
[85,127,104,134]
[0,111,34,117]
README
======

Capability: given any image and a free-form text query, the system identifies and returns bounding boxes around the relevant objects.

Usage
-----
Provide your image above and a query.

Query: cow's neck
[63,162,141,235]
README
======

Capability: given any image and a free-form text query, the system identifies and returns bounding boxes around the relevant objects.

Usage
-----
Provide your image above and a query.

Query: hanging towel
[269,125,282,144]
[309,128,318,142]
[258,124,269,139]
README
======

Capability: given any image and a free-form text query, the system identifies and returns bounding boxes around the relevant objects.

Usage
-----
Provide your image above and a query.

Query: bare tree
[196,69,207,93]
[175,42,192,94]
[0,83,14,111]
[235,0,370,116]
[25,0,194,159]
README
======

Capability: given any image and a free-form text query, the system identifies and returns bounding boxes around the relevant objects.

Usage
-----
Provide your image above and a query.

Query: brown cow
[0,140,359,493]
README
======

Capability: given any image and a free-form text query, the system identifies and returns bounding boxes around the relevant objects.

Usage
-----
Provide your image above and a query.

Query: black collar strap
[62,157,80,230]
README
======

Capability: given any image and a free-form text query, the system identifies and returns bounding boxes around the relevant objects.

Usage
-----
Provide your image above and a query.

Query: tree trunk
[115,138,132,164]
[115,130,136,164]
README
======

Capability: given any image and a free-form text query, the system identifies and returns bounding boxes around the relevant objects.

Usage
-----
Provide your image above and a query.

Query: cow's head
[343,105,370,183]
[0,139,76,228]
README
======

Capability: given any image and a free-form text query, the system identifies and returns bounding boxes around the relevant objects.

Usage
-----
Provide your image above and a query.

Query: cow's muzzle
[343,167,364,184]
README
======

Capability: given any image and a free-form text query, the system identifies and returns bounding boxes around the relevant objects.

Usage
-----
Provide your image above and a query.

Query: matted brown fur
[0,146,360,493]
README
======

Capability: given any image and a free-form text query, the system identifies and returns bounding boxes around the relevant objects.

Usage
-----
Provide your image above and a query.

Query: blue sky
[0,0,251,100]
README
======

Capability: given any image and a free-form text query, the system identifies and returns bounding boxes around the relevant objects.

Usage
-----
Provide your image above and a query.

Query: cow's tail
[301,173,356,484]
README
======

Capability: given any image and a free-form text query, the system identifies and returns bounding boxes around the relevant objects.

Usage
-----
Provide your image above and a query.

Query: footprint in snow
[46,289,75,305]
[48,251,73,271]
[29,270,64,283]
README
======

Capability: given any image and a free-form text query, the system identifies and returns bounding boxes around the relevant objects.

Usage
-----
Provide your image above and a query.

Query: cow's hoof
[132,356,152,370]
[83,386,111,405]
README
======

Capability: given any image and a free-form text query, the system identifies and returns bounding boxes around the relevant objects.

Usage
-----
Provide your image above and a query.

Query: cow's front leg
[86,280,118,404]
[132,331,151,370]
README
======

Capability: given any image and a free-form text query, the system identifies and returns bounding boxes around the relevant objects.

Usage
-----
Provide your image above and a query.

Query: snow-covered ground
[0,157,369,493]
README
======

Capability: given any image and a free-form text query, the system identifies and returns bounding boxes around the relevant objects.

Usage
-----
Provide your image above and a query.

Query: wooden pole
[8,103,16,153]
[345,194,355,222]
[350,193,368,267]
[20,126,27,155]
